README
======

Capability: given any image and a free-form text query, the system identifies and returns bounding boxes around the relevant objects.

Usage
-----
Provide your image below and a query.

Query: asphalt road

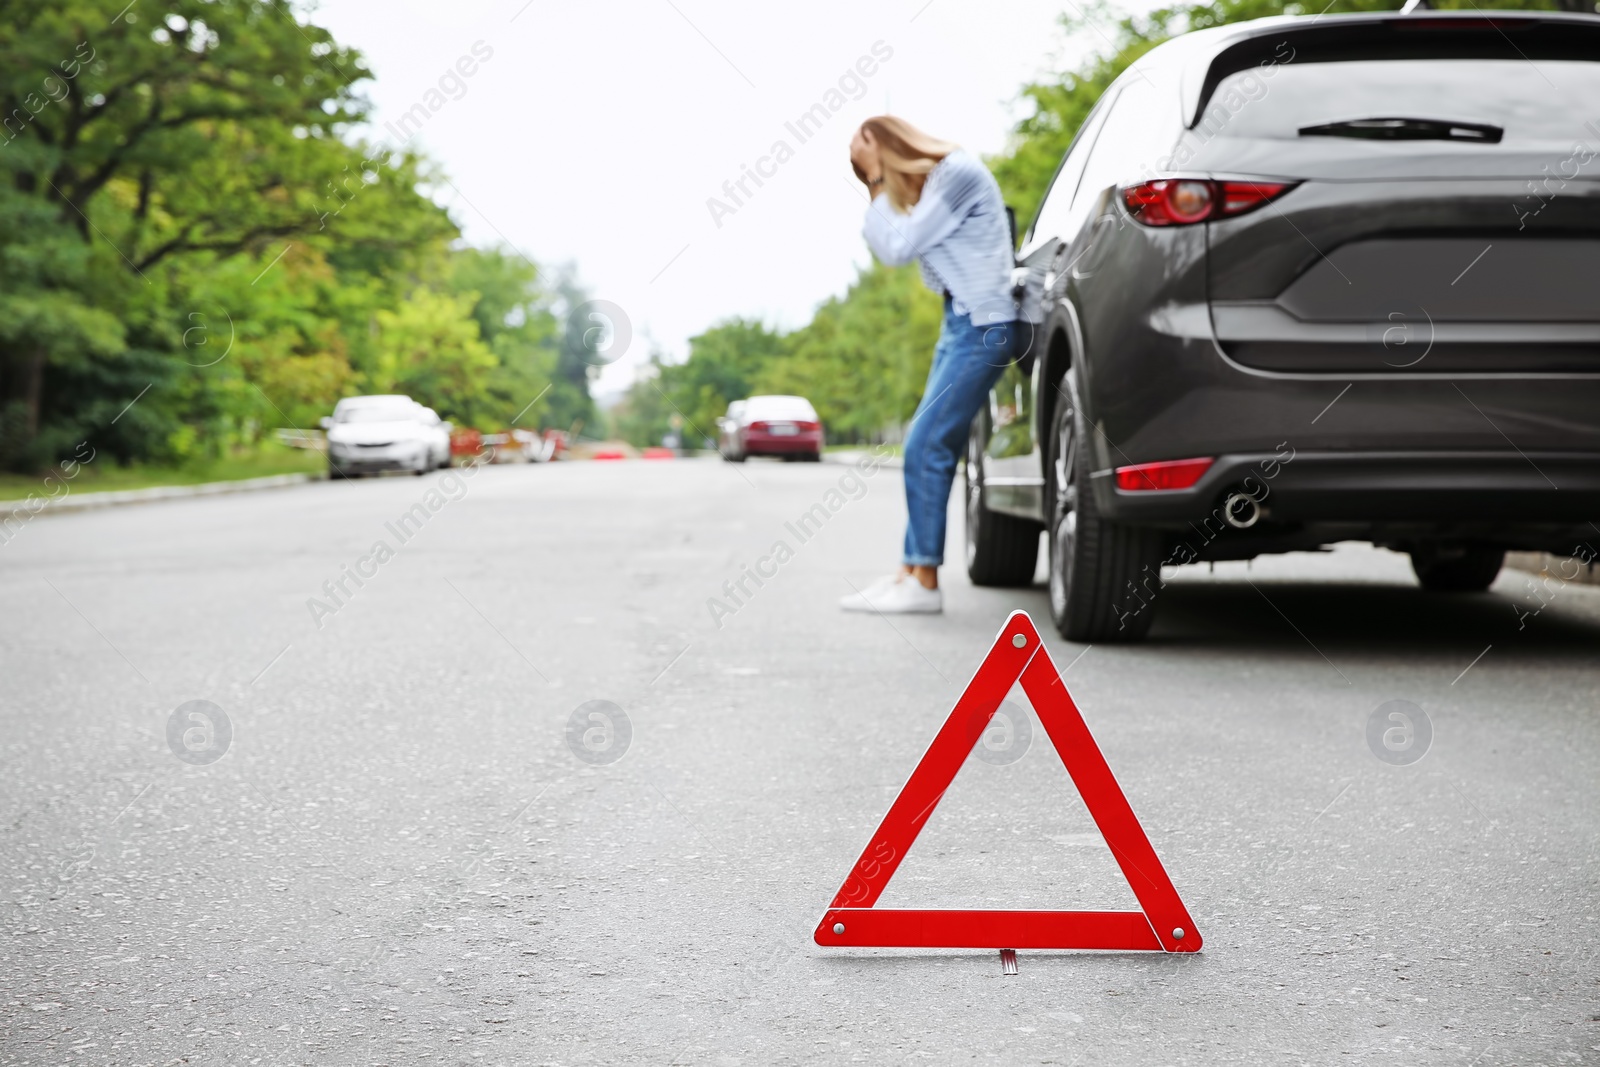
[3,456,1597,1066]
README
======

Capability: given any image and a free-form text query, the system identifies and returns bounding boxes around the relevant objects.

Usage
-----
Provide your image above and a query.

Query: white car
[413,405,453,470]
[322,395,444,478]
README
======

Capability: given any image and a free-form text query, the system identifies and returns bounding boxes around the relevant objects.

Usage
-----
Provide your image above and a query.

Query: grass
[0,441,326,503]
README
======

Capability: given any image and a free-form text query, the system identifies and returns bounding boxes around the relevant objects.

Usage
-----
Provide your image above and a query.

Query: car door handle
[1010,266,1029,302]
[1044,245,1068,291]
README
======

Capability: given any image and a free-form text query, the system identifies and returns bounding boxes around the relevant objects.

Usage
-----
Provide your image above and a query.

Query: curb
[2,472,321,520]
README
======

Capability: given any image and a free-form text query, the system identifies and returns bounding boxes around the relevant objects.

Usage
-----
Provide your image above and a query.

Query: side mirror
[319,416,333,430]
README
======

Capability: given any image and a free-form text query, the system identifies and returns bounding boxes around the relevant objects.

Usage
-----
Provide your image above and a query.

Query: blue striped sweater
[861,148,1016,325]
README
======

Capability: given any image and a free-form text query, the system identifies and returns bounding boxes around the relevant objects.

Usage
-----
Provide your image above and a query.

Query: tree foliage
[612,268,942,449]
[760,264,942,443]
[0,0,578,472]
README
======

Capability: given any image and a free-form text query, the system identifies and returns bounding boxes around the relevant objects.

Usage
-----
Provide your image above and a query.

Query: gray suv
[965,10,1600,641]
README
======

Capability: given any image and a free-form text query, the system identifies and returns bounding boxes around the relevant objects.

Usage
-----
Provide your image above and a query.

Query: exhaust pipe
[1223,491,1261,529]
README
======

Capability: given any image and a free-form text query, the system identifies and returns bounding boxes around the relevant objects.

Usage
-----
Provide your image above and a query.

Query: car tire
[964,415,1042,588]
[1046,377,1165,642]
[1410,543,1504,592]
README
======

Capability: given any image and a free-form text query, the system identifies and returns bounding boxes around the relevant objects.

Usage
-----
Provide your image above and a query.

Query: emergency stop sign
[814,610,1201,953]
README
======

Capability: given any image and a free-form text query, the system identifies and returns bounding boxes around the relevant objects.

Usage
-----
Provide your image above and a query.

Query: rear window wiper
[1298,117,1503,144]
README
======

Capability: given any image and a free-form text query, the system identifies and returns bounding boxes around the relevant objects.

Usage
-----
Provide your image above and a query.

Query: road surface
[3,457,1597,1066]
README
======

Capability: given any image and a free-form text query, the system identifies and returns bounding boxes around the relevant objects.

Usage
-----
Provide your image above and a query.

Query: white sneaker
[852,572,902,598]
[840,574,943,614]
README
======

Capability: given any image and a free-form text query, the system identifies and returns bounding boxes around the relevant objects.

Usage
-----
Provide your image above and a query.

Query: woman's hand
[850,126,883,189]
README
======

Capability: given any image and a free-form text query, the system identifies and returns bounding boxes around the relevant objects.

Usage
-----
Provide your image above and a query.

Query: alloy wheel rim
[1050,415,1077,616]
[965,435,981,568]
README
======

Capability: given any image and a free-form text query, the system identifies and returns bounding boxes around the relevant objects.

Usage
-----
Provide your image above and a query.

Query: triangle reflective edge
[812,610,1200,953]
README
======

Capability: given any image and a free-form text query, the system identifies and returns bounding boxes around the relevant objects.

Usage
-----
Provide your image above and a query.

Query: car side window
[1068,71,1183,229]
[1022,90,1118,254]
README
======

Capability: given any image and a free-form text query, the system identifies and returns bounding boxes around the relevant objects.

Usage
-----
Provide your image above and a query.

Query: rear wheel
[1410,542,1504,592]
[1046,379,1164,642]
[963,416,1041,587]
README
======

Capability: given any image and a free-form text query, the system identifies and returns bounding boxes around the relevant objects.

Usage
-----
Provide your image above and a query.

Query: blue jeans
[903,299,1024,567]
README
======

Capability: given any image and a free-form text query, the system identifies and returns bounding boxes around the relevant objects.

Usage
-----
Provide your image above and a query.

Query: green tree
[608,351,677,448]
[0,0,361,463]
[546,270,600,436]
[663,317,787,443]
[611,319,786,449]
[441,246,561,429]
[760,264,942,443]
[0,0,588,472]
[370,288,497,417]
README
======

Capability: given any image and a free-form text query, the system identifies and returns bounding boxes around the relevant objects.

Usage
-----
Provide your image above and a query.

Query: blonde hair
[853,116,958,213]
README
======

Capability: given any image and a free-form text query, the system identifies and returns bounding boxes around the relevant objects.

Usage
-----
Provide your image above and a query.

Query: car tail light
[1121,180,1293,226]
[1114,457,1214,491]
[796,421,820,431]
[749,421,768,431]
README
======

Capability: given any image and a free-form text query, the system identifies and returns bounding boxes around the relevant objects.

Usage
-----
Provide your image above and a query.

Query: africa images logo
[1365,700,1432,767]
[166,700,233,766]
[565,700,632,766]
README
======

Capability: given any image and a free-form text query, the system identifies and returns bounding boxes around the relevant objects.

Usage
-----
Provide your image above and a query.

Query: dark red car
[718,395,824,462]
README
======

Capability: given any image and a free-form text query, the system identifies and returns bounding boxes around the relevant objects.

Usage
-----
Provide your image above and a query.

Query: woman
[839,116,1023,615]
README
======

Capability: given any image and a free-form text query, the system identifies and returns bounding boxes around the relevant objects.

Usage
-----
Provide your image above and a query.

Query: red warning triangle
[813,610,1200,952]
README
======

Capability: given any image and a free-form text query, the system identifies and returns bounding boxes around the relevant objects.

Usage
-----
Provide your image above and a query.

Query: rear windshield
[745,397,815,420]
[1204,59,1600,145]
[338,404,416,424]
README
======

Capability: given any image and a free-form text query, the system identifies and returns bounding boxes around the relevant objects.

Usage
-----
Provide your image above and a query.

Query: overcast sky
[308,0,1147,393]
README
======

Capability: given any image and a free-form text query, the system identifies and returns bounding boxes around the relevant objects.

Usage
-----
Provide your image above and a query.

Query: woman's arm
[861,153,985,266]
[862,186,965,266]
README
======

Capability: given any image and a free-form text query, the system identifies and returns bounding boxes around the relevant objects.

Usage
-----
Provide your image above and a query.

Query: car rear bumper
[743,432,823,455]
[1096,450,1600,553]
